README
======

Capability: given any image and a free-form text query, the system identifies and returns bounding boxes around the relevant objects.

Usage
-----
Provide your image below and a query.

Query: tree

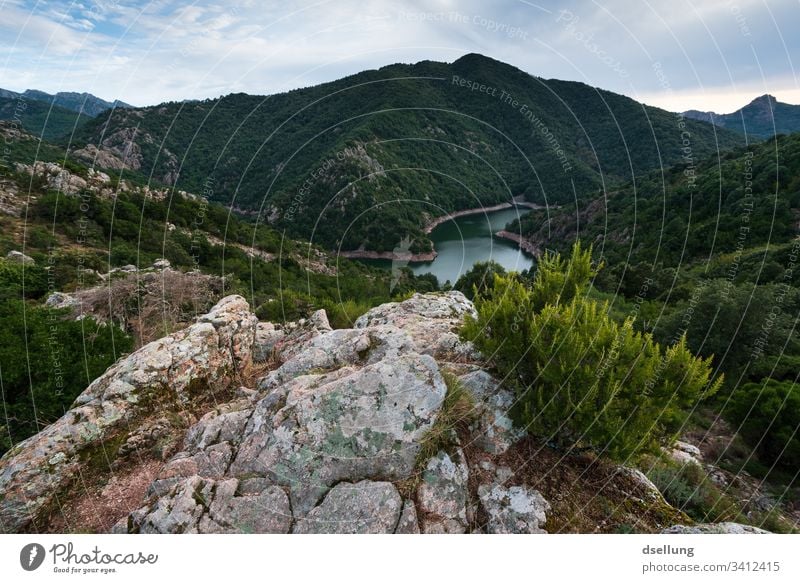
[453,260,507,300]
[728,379,800,470]
[461,242,722,460]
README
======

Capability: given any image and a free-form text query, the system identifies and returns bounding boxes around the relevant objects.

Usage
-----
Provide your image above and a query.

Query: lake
[359,207,535,285]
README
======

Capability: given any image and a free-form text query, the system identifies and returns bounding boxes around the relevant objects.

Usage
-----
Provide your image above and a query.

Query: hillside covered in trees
[68,54,745,253]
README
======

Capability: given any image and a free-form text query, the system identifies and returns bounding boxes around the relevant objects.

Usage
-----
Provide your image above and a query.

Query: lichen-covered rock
[272,309,334,361]
[232,352,446,515]
[258,325,416,390]
[0,295,257,533]
[667,440,703,465]
[355,292,478,359]
[478,483,550,534]
[662,522,770,534]
[124,476,291,534]
[6,289,579,535]
[5,250,34,264]
[615,466,668,504]
[293,481,402,534]
[45,291,80,310]
[395,500,421,534]
[458,370,524,454]
[252,322,285,363]
[418,449,470,533]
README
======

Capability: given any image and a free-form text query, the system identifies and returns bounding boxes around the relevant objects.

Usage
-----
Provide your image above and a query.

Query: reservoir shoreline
[340,200,543,261]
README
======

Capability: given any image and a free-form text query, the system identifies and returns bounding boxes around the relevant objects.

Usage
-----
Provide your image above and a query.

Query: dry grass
[464,436,689,533]
[74,269,224,346]
[396,372,477,500]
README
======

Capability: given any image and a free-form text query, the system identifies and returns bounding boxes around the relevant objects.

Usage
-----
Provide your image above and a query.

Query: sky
[1,0,799,112]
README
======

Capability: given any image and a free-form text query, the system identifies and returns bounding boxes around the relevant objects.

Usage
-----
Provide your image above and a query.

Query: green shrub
[461,242,723,460]
[646,461,741,523]
[727,379,800,470]
[453,260,507,300]
[0,260,48,301]
[319,298,374,329]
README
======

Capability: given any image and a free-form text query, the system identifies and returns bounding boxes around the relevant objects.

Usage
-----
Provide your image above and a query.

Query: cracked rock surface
[1,291,556,534]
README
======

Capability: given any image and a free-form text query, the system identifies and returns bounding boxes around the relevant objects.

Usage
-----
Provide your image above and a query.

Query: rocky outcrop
[662,523,770,534]
[293,481,403,534]
[0,295,257,533]
[418,449,470,533]
[478,483,550,534]
[354,291,478,360]
[458,370,524,454]
[112,296,455,533]
[5,250,34,264]
[45,291,81,310]
[4,290,761,534]
[667,440,703,466]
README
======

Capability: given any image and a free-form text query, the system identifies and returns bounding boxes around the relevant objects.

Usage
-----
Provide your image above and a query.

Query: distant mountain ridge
[70,53,746,253]
[0,88,132,117]
[0,97,88,141]
[684,94,800,139]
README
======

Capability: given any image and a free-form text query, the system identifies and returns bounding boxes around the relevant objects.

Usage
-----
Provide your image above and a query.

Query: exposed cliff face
[0,292,763,534]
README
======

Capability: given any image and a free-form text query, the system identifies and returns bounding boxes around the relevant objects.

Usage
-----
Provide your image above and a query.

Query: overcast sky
[1,0,798,112]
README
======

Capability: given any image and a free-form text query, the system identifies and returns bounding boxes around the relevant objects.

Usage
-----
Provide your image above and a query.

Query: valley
[0,52,797,536]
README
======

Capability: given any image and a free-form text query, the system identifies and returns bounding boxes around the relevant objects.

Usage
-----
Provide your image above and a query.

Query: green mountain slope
[0,96,89,140]
[685,94,800,139]
[514,132,800,268]
[70,54,746,253]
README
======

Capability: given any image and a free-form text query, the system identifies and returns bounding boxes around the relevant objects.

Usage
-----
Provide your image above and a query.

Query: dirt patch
[45,460,164,533]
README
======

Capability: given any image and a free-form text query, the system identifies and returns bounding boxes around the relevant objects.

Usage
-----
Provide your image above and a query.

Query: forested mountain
[685,94,800,139]
[0,56,797,534]
[0,88,132,117]
[0,96,90,141]
[69,54,745,253]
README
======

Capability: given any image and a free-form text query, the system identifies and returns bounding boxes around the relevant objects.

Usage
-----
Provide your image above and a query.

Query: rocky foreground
[0,292,768,534]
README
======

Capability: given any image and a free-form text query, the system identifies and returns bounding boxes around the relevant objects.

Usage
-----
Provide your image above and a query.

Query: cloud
[0,0,797,110]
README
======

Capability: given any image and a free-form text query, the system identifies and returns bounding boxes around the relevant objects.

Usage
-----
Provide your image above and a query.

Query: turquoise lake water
[359,207,535,285]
